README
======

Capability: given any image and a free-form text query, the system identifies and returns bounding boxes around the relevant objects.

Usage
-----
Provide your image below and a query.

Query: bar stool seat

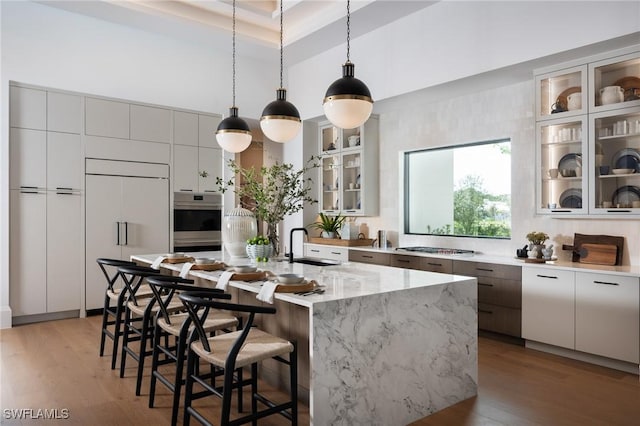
[157,312,238,337]
[191,328,293,369]
[126,297,183,317]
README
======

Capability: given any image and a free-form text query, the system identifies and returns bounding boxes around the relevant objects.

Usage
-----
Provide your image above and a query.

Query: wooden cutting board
[578,243,618,266]
[571,233,624,265]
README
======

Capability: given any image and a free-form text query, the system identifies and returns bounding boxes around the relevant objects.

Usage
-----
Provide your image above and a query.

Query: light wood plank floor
[1,316,639,425]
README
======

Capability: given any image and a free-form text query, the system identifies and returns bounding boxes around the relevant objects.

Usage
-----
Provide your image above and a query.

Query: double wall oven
[173,192,222,252]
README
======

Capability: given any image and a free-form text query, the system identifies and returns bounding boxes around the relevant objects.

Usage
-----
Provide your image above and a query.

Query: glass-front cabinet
[318,117,378,216]
[535,65,587,121]
[535,45,640,217]
[590,107,640,214]
[537,117,588,214]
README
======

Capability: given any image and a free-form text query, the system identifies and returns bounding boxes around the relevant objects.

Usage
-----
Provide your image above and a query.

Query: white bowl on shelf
[611,168,634,175]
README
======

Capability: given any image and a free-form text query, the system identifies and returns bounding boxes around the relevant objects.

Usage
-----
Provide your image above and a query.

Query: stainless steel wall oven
[173,192,222,252]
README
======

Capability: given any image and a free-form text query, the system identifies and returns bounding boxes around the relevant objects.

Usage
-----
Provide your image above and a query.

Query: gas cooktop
[397,246,475,255]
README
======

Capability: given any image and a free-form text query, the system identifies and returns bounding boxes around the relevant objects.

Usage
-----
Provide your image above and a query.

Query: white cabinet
[575,272,639,363]
[10,128,47,190]
[535,46,640,217]
[303,244,348,262]
[85,97,130,139]
[85,161,169,310]
[48,92,82,134]
[9,84,83,320]
[47,192,82,312]
[522,267,575,349]
[130,104,171,143]
[9,190,47,316]
[318,116,379,216]
[10,86,46,130]
[173,111,223,193]
[47,132,82,190]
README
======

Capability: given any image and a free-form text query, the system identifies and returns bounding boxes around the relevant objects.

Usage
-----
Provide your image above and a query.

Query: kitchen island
[133,252,478,425]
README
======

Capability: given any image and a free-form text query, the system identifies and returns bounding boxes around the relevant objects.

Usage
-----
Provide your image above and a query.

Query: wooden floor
[1,317,639,425]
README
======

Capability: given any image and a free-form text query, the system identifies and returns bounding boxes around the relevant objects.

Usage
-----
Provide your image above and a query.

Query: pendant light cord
[232,0,237,107]
[280,0,284,88]
[346,0,350,62]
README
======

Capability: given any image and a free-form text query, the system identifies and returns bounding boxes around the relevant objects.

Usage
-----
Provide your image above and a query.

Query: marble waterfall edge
[311,279,478,425]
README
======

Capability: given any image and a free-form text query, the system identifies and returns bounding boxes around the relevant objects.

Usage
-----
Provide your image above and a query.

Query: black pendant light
[216,0,252,153]
[322,0,373,129]
[260,0,301,143]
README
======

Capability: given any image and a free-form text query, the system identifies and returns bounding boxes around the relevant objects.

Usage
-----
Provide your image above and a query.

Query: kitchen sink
[292,258,341,267]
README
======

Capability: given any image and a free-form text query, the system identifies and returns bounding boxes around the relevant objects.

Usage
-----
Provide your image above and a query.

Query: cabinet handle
[396,259,410,263]
[605,210,632,213]
[427,262,442,266]
[594,280,619,286]
[56,187,73,191]
[550,209,572,213]
[179,189,193,192]
[124,222,129,246]
[479,309,493,314]
[476,267,494,272]
[345,210,357,213]
[20,186,39,189]
[116,222,121,246]
[330,251,341,255]
[536,274,558,279]
[20,190,39,194]
[310,249,320,253]
[478,283,494,287]
[56,191,76,195]
[362,255,373,259]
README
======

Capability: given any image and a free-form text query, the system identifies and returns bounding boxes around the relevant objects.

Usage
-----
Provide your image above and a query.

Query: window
[404,139,511,239]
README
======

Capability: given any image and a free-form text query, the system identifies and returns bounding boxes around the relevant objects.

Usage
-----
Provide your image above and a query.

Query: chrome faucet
[289,227,308,263]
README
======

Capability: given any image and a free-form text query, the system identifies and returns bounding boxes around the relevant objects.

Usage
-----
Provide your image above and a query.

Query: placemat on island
[230,270,272,281]
[275,280,318,293]
[162,256,195,264]
[190,262,226,271]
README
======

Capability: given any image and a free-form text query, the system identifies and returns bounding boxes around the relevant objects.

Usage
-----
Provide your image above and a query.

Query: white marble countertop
[132,252,475,308]
[338,245,640,277]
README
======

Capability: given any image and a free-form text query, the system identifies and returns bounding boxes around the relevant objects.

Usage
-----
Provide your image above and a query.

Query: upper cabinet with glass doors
[318,116,379,216]
[535,45,640,217]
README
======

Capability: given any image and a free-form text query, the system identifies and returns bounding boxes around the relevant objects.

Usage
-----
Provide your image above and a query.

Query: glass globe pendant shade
[216,107,252,153]
[260,88,301,143]
[323,61,373,129]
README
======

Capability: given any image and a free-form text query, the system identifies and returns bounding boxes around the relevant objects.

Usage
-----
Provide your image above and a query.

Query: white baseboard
[0,305,13,329]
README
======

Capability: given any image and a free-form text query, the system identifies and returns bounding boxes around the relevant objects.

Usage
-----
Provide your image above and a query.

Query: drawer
[453,260,521,280]
[349,250,390,265]
[390,254,421,270]
[303,244,348,261]
[420,258,453,274]
[478,302,521,337]
[478,277,522,309]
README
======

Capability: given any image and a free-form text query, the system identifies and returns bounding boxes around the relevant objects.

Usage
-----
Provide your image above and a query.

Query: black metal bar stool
[146,276,239,426]
[97,258,137,369]
[118,265,179,396]
[179,292,298,426]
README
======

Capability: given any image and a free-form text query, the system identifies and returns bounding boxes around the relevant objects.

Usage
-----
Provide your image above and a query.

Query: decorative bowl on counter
[194,257,216,265]
[277,273,305,284]
[233,265,257,273]
[166,252,186,259]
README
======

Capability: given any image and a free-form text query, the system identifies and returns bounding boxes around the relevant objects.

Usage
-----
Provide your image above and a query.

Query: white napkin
[180,262,194,279]
[150,256,166,270]
[216,270,235,290]
[257,281,279,304]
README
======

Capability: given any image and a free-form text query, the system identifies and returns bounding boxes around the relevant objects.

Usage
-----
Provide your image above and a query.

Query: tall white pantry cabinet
[9,86,83,320]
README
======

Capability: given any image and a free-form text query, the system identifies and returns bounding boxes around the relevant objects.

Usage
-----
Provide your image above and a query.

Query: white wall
[0,1,278,327]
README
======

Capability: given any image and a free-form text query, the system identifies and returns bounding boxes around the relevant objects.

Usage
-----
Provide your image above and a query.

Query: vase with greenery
[308,212,346,238]
[217,157,319,256]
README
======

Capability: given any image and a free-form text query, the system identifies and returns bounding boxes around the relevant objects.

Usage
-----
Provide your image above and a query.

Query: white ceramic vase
[222,205,257,258]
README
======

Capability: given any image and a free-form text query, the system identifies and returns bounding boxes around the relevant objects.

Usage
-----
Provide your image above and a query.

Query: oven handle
[174,204,223,210]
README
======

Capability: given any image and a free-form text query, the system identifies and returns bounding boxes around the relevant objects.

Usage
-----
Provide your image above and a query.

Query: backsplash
[353,80,639,265]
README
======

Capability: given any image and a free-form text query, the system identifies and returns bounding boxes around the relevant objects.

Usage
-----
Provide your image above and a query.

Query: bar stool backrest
[117,265,162,307]
[96,258,137,294]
